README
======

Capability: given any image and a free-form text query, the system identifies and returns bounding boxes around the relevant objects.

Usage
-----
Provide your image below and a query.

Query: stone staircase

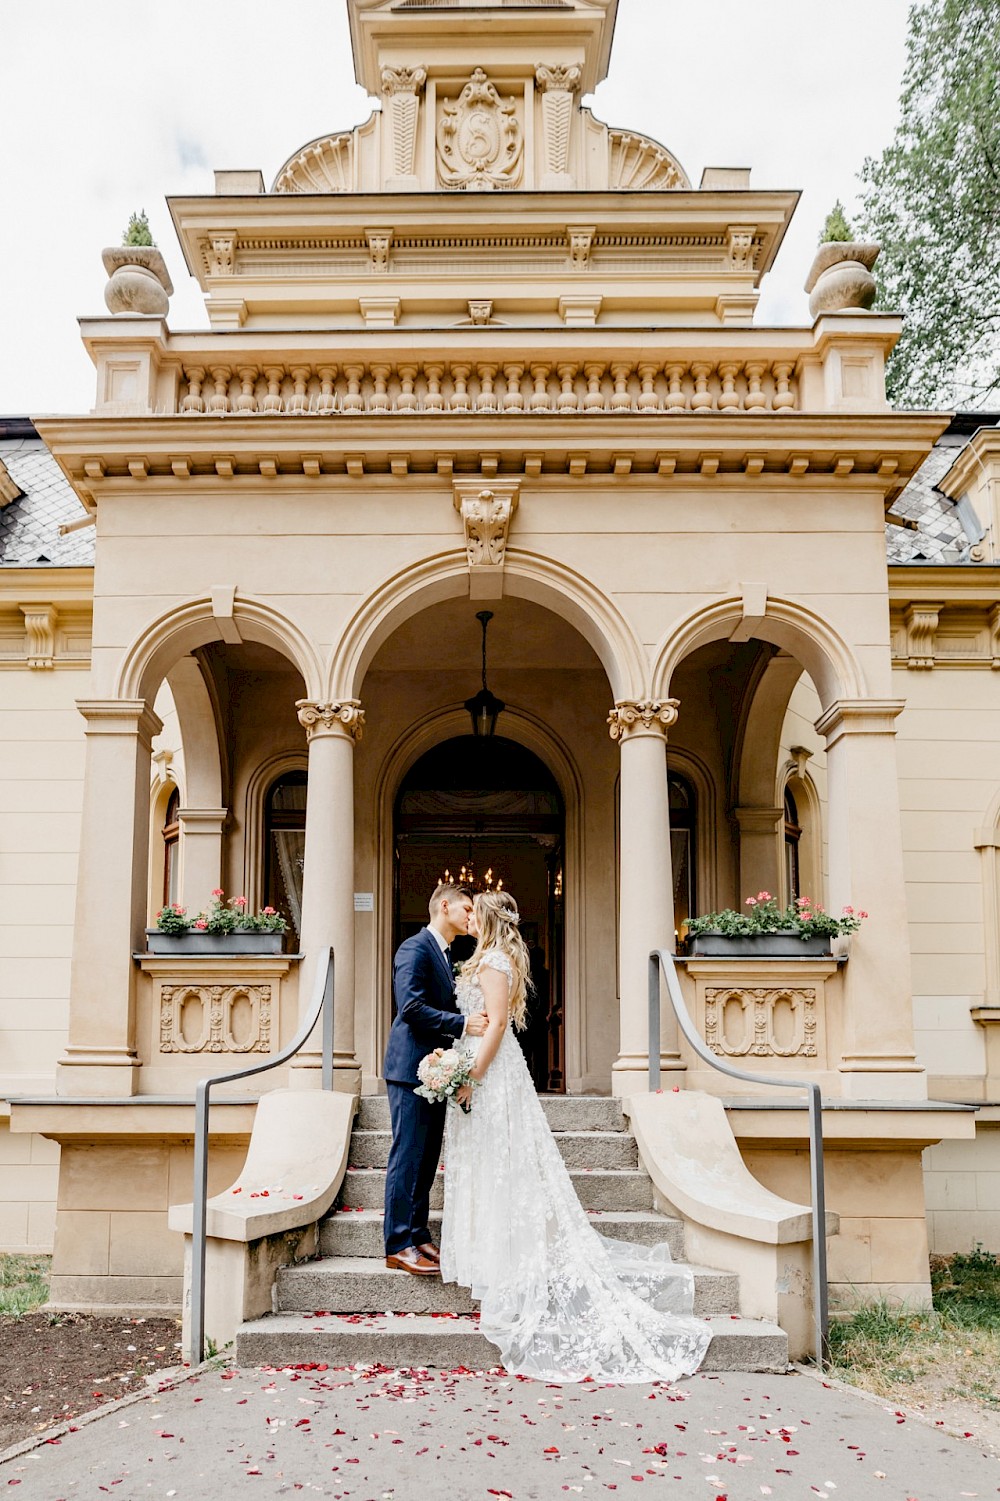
[236,1095,788,1372]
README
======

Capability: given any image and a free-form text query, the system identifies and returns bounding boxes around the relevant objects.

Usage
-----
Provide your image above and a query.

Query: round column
[57,699,163,1097]
[609,698,685,1098]
[292,699,364,1091]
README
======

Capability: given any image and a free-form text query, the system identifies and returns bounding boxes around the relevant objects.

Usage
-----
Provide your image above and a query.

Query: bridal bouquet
[415,1047,477,1113]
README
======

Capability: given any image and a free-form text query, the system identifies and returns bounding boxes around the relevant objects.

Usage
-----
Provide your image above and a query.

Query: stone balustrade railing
[175,357,798,417]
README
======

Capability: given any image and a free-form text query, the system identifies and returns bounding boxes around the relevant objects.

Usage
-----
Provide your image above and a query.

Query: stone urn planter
[689,932,833,958]
[103,246,173,316]
[145,929,283,956]
[804,241,880,318]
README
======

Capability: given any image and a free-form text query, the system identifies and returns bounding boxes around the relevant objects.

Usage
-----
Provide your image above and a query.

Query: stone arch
[114,592,324,703]
[651,594,867,712]
[666,744,720,917]
[242,750,309,914]
[328,549,647,703]
[367,702,589,1088]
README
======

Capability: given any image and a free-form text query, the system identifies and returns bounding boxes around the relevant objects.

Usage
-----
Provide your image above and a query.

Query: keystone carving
[437,68,523,191]
[607,699,680,741]
[296,699,366,742]
[454,481,520,600]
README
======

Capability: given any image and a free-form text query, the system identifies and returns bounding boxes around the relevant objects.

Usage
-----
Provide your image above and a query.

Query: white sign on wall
[354,892,374,912]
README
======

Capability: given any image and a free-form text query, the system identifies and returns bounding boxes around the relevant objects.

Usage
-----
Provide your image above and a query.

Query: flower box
[145,929,284,956]
[689,933,833,958]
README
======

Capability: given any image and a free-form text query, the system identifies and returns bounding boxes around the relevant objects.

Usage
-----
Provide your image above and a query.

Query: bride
[439,888,712,1384]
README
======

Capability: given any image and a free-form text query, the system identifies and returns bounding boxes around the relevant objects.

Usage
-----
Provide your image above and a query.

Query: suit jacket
[383,926,466,1086]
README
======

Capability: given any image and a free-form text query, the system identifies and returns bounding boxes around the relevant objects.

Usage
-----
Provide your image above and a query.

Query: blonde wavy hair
[462,889,533,1030]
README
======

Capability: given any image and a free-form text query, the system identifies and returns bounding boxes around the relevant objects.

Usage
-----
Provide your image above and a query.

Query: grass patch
[0,1253,51,1317]
[827,1247,1000,1416]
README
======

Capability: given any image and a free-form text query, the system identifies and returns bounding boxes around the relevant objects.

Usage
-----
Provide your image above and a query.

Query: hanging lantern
[464,609,504,738]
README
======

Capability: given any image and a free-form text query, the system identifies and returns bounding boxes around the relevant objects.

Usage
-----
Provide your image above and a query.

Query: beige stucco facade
[1,0,997,1317]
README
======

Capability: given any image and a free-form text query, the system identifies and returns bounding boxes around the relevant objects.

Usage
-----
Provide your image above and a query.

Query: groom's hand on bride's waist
[464,1010,489,1037]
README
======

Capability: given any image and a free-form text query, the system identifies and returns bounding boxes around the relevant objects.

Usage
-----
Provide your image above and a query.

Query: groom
[383,882,488,1275]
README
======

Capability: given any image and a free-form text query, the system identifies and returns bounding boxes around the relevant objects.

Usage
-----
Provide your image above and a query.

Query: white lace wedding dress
[439,949,712,1384]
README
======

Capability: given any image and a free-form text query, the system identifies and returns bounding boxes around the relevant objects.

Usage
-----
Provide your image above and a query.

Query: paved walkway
[1,1363,997,1499]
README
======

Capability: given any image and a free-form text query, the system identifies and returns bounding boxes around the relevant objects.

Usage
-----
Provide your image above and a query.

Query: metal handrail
[648,948,829,1365]
[190,947,335,1365]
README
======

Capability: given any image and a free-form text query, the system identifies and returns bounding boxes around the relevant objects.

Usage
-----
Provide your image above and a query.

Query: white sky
[0,0,910,416]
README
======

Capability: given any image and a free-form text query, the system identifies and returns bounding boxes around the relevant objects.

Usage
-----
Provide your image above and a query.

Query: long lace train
[439,949,711,1384]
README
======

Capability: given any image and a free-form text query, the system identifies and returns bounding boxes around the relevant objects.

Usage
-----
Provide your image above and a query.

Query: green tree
[857,0,1000,408]
[122,210,154,248]
[820,200,854,245]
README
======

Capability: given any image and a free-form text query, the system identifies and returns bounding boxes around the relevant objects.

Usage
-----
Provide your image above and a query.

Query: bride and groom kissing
[381,880,712,1384]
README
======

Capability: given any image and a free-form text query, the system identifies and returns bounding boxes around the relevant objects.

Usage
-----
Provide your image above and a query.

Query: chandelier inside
[439,860,503,892]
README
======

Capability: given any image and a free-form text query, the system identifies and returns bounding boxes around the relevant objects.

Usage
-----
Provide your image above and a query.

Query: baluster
[502,362,525,411]
[476,363,498,413]
[235,366,258,413]
[690,362,715,412]
[664,362,687,413]
[261,365,285,413]
[529,363,552,412]
[397,363,418,412]
[424,363,444,413]
[370,362,391,413]
[772,362,795,410]
[717,361,741,411]
[207,366,231,414]
[583,362,606,411]
[288,365,311,414]
[743,362,767,412]
[181,366,205,414]
[610,361,632,411]
[316,365,338,415]
[450,363,472,412]
[557,362,579,411]
[637,361,660,412]
[342,364,364,413]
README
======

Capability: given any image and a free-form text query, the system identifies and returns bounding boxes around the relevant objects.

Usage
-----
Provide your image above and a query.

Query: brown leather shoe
[416,1241,440,1264]
[385,1247,440,1276]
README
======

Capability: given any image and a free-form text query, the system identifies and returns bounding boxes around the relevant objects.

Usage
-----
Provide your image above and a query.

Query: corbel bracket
[453,479,520,601]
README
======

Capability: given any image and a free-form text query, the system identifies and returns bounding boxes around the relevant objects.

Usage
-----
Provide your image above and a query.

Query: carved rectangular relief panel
[704,986,817,1059]
[159,982,272,1054]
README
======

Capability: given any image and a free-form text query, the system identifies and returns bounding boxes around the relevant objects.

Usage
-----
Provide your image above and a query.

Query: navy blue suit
[383,927,466,1256]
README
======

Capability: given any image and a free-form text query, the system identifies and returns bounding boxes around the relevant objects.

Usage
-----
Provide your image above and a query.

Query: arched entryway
[394,735,566,1092]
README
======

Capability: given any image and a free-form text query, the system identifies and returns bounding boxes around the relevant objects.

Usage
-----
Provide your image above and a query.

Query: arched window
[264,770,307,937]
[669,771,696,936]
[162,787,180,908]
[784,785,802,903]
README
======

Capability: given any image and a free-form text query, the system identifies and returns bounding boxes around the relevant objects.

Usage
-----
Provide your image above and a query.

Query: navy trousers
[383,1081,445,1256]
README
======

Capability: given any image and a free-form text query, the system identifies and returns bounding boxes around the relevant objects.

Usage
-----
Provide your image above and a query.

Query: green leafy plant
[154,889,286,935]
[820,200,854,244]
[686,892,868,941]
[122,210,154,247]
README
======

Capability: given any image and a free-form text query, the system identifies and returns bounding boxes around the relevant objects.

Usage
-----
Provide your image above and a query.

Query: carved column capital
[453,480,520,601]
[381,64,427,97]
[607,699,680,741]
[296,699,365,743]
[535,64,582,94]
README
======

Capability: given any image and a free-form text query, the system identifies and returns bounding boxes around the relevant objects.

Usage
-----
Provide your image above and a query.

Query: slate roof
[886,413,1000,565]
[0,424,94,568]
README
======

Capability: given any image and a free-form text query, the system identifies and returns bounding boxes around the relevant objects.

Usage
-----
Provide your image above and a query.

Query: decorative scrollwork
[437,68,523,191]
[607,699,680,741]
[296,699,366,742]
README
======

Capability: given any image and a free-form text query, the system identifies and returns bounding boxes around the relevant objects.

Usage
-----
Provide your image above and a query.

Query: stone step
[337,1164,655,1212]
[319,1208,684,1259]
[348,1128,638,1171]
[236,1311,789,1374]
[277,1256,739,1317]
[356,1094,626,1133]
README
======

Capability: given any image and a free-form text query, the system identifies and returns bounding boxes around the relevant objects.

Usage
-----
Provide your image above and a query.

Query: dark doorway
[394,735,565,1092]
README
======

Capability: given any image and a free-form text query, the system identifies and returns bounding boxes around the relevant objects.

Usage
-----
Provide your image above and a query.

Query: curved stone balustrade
[177,357,797,416]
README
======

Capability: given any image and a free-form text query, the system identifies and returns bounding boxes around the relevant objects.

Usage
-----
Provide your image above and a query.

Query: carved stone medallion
[437,68,523,191]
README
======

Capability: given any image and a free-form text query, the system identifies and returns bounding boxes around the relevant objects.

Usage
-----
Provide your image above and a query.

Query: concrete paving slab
[2,1361,996,1499]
